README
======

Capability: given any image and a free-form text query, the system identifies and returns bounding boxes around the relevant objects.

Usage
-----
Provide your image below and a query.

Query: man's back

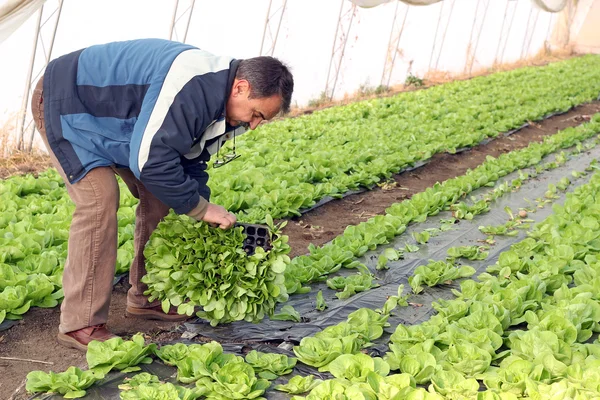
[42,39,238,211]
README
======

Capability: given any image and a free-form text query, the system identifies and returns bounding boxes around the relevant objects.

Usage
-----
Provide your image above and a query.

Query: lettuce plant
[143,214,290,326]
[118,372,160,390]
[293,335,361,369]
[195,361,270,400]
[86,334,156,375]
[274,375,322,394]
[316,290,327,311]
[327,353,390,382]
[271,305,301,322]
[326,273,379,299]
[175,342,241,384]
[120,381,204,400]
[409,260,475,294]
[26,366,103,399]
[244,350,297,379]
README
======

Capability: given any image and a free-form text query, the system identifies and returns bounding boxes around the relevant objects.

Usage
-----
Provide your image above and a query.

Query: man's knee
[71,168,120,214]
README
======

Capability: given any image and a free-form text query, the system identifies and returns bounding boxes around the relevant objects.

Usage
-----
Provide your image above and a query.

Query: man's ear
[233,79,250,97]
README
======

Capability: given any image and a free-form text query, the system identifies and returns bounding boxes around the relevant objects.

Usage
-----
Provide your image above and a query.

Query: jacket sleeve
[181,157,211,201]
[129,79,201,215]
[129,50,231,214]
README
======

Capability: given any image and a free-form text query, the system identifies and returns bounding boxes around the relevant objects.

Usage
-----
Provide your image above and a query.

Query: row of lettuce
[26,165,600,398]
[140,113,600,327]
[211,55,600,222]
[1,57,600,323]
[0,175,138,324]
[14,94,600,398]
[3,55,597,327]
[3,106,600,329]
[281,115,600,296]
[295,130,599,301]
[142,116,600,326]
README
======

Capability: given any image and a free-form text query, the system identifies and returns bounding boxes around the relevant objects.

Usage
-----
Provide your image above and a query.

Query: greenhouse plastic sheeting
[348,0,392,8]
[347,0,443,7]
[34,137,600,399]
[35,137,600,400]
[0,319,18,331]
[400,0,442,5]
[532,0,568,13]
[33,343,333,400]
[347,0,566,12]
[0,0,46,43]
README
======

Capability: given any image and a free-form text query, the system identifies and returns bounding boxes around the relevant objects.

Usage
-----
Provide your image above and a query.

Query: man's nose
[249,118,261,130]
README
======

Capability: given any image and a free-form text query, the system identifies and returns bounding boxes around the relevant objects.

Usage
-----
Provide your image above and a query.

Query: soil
[2,101,600,399]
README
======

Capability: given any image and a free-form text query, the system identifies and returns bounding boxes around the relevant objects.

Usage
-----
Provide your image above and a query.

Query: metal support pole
[168,0,196,43]
[381,1,400,86]
[169,0,178,39]
[259,0,273,55]
[494,0,511,65]
[15,0,64,152]
[427,1,445,73]
[380,2,410,87]
[433,0,456,71]
[524,8,541,58]
[324,0,357,101]
[520,5,535,59]
[16,8,43,151]
[259,0,288,56]
[467,0,491,75]
[499,0,519,64]
[325,0,345,99]
[466,0,482,56]
[465,0,481,74]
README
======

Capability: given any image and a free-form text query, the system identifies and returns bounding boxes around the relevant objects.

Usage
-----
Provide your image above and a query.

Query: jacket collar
[223,59,241,117]
[221,59,248,136]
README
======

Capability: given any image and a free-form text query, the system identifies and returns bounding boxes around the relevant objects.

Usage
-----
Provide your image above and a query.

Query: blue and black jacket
[42,38,247,214]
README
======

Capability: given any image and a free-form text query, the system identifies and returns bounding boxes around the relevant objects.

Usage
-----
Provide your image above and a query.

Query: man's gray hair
[236,56,294,114]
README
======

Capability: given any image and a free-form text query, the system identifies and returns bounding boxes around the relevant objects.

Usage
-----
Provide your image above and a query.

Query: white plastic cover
[400,0,443,5]
[0,0,46,44]
[348,0,443,7]
[350,0,568,10]
[348,0,393,8]
[531,0,568,12]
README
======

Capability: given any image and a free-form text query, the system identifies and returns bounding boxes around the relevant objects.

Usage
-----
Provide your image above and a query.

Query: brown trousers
[31,77,170,333]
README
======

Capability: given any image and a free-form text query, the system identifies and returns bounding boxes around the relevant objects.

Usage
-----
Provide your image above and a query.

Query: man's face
[226,79,282,130]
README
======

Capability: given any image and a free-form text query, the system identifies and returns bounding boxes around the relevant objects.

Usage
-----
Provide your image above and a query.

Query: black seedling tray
[236,223,272,255]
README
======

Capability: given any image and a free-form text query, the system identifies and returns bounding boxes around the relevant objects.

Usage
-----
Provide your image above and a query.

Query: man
[31,38,294,351]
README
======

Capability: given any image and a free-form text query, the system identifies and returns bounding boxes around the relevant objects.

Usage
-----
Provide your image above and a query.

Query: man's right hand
[202,203,237,229]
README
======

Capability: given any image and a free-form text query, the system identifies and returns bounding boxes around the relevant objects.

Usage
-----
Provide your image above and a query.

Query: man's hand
[202,203,237,229]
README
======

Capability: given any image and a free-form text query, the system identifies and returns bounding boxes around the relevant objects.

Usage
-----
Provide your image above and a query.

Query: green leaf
[245,350,297,379]
[63,390,87,399]
[316,290,327,311]
[161,299,171,314]
[271,305,301,322]
[274,375,322,394]
[412,231,430,244]
[87,334,157,376]
[405,244,420,253]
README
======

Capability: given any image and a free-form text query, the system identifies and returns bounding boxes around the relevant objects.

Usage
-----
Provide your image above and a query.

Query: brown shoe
[57,324,119,352]
[125,304,193,322]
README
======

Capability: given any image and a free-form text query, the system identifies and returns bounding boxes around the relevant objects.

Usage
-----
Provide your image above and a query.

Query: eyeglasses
[213,126,244,168]
[213,153,240,168]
